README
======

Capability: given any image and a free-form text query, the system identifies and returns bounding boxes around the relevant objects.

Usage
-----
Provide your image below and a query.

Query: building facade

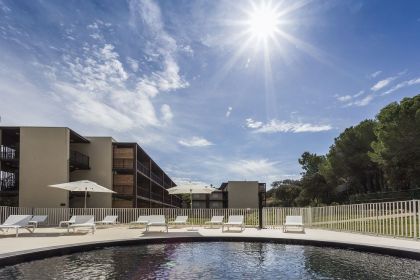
[192,181,266,209]
[0,126,182,208]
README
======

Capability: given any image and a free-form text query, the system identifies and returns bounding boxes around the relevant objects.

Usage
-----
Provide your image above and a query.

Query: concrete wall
[227,181,259,208]
[19,127,70,208]
[70,137,113,208]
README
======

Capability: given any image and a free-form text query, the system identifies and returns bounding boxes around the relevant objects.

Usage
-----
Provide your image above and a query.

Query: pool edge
[1,236,420,267]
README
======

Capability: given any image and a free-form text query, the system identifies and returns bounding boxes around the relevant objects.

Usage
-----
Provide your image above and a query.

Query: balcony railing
[0,173,18,192]
[136,161,150,175]
[69,150,90,170]
[151,172,163,185]
[137,186,150,198]
[0,145,17,160]
[151,192,163,202]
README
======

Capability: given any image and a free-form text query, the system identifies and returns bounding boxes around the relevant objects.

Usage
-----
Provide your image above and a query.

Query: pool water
[0,242,419,279]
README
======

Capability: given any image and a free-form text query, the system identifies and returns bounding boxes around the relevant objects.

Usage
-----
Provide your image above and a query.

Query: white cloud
[32,0,189,133]
[160,104,173,123]
[129,0,188,95]
[336,90,365,104]
[227,159,279,178]
[353,90,364,97]
[245,118,263,128]
[352,94,374,106]
[371,76,397,91]
[225,106,233,117]
[337,95,352,102]
[246,119,332,133]
[370,70,382,78]
[382,77,420,95]
[178,136,213,147]
[127,57,139,72]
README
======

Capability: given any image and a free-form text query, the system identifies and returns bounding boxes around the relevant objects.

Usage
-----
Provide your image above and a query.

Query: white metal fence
[0,207,260,227]
[263,200,420,239]
[1,199,419,239]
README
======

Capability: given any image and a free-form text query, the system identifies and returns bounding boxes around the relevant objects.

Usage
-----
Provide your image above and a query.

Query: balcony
[151,191,163,202]
[0,145,17,160]
[151,172,163,185]
[69,150,90,171]
[113,185,133,196]
[137,186,150,198]
[0,173,18,192]
[113,159,133,169]
[136,161,150,175]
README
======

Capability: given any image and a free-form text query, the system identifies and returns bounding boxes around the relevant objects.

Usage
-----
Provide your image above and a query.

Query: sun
[247,3,280,41]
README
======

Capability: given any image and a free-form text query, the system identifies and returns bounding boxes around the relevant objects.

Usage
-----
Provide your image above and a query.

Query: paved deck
[1,226,420,265]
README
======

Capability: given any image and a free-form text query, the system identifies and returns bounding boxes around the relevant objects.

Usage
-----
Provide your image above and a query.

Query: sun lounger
[129,215,150,228]
[68,215,96,234]
[205,216,224,228]
[283,216,305,233]
[222,215,244,232]
[168,216,189,227]
[29,215,48,228]
[59,216,76,228]
[146,215,168,232]
[96,215,118,225]
[0,215,34,237]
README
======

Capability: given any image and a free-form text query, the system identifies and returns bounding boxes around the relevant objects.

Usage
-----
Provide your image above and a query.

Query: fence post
[308,207,312,227]
[414,200,418,239]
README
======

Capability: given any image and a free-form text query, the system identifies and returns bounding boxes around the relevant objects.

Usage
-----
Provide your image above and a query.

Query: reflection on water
[0,242,419,280]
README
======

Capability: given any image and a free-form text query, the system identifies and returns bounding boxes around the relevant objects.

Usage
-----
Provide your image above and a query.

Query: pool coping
[1,236,420,268]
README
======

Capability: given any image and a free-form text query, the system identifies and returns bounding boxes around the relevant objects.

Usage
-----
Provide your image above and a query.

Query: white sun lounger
[222,215,244,232]
[59,216,76,228]
[283,216,305,233]
[146,215,168,232]
[29,215,48,228]
[205,216,224,228]
[68,215,96,234]
[0,215,35,237]
[168,216,189,227]
[129,215,150,228]
[96,215,118,225]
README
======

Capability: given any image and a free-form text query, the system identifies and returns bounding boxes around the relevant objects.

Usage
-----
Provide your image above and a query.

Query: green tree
[324,120,383,194]
[298,152,325,176]
[268,180,302,206]
[369,95,420,189]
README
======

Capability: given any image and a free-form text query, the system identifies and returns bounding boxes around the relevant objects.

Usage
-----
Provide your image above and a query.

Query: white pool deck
[0,226,420,260]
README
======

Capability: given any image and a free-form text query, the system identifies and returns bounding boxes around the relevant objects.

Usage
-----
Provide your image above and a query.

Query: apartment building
[0,126,182,208]
[192,181,266,209]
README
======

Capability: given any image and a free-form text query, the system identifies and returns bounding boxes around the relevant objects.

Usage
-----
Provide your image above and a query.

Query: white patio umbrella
[48,180,115,208]
[167,182,216,209]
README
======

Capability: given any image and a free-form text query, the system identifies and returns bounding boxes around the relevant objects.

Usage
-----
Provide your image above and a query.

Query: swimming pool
[1,242,419,279]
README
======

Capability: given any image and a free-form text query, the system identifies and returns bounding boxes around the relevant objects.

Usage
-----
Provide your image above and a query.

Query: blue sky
[1,0,420,187]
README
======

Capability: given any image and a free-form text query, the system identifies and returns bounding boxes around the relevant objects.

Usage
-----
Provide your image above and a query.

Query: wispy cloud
[225,106,233,117]
[160,104,173,123]
[381,77,420,95]
[37,0,189,133]
[178,136,213,147]
[246,118,332,133]
[371,76,397,91]
[336,95,352,102]
[129,0,188,96]
[226,159,279,178]
[370,70,382,78]
[351,94,374,106]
